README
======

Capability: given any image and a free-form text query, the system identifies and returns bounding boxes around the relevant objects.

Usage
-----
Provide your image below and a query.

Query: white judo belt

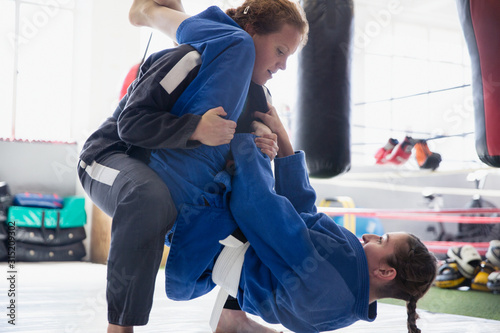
[209,233,250,331]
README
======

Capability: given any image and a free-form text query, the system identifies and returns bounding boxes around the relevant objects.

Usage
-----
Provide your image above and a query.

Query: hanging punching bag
[295,0,354,178]
[456,0,500,167]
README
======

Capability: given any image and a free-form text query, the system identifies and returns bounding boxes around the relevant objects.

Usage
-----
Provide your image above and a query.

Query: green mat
[380,287,500,321]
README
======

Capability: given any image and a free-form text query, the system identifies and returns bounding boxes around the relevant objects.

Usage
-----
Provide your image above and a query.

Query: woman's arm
[229,134,316,268]
[252,103,317,213]
[117,45,237,149]
[125,1,256,147]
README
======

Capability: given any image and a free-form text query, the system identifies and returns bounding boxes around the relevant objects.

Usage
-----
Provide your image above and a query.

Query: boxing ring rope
[317,207,500,255]
[353,84,472,107]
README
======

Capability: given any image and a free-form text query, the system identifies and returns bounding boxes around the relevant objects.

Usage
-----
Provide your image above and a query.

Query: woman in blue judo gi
[79,0,308,332]
[130,2,437,333]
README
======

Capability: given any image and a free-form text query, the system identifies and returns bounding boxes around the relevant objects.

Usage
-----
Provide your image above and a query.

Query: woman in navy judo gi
[130,2,437,333]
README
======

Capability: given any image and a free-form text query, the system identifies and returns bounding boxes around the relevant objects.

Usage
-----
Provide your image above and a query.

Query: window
[1,0,75,141]
[1,0,16,139]
[350,1,476,169]
[1,0,480,171]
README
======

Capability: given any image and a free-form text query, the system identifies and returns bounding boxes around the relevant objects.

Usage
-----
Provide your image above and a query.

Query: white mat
[0,262,498,333]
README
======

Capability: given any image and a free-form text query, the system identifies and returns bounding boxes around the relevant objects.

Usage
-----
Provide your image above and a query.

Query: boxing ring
[4,0,500,331]
[318,206,500,256]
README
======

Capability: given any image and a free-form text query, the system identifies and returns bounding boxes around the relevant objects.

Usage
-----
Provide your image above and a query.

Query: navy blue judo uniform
[78,6,255,325]
[78,44,203,326]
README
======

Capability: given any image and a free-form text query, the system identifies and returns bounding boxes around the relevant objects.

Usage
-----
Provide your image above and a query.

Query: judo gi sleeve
[117,45,203,150]
[229,134,318,272]
[274,152,317,215]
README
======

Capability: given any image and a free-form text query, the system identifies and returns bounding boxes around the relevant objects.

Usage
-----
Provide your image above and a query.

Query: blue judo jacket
[148,5,256,211]
[164,134,377,333]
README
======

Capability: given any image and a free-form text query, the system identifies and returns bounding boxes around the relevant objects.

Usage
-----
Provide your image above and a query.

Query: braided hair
[225,0,309,47]
[383,234,438,333]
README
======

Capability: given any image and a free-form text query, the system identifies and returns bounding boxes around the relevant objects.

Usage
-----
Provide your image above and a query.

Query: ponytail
[406,296,421,333]
[384,234,437,333]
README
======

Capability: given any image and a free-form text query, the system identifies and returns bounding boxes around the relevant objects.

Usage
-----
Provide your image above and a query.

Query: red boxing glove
[119,63,141,99]
[386,136,415,165]
[374,138,398,164]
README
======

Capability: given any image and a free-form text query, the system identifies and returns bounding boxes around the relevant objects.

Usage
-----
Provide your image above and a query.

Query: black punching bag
[457,0,500,167]
[295,0,354,178]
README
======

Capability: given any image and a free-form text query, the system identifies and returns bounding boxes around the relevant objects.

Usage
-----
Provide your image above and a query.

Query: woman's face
[249,23,302,85]
[362,232,409,277]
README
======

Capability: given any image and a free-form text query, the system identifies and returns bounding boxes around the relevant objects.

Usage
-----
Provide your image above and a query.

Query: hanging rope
[140,32,153,66]
[354,84,471,106]
[351,131,474,146]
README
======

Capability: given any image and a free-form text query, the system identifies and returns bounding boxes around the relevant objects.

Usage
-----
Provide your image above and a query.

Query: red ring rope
[422,241,490,255]
[319,207,498,254]
[317,207,500,224]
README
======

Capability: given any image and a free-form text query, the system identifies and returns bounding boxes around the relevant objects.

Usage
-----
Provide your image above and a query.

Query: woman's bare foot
[216,309,282,333]
[129,0,159,27]
[152,0,184,11]
[107,323,133,333]
[129,0,188,41]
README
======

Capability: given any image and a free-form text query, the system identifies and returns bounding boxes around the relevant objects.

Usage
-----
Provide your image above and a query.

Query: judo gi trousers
[78,152,177,326]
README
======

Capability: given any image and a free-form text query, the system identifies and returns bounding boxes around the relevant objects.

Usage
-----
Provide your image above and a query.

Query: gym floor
[1,262,499,333]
